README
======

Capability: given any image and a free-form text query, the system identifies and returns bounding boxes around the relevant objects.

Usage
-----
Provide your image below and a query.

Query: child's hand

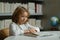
[29,28,37,33]
[24,30,30,34]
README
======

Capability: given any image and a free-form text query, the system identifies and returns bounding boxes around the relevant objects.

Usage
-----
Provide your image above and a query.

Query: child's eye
[21,16,25,17]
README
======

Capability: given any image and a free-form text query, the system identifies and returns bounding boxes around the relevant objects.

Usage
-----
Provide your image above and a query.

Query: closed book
[4,3,11,13]
[10,3,15,13]
[28,3,35,14]
[28,19,36,26]
[4,19,12,28]
[36,20,42,28]
[37,4,43,15]
[0,2,4,13]
[22,4,28,9]
[0,20,4,30]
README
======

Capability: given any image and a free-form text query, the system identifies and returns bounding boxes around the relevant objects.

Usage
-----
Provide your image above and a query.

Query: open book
[24,32,53,37]
[24,33,39,37]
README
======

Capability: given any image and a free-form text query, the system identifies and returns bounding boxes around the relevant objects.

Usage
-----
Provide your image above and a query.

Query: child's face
[18,12,29,24]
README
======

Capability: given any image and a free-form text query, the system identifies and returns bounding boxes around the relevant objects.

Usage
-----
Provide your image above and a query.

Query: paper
[24,33,38,37]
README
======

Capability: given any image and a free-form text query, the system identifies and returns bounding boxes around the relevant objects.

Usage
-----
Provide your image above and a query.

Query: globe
[50,16,59,26]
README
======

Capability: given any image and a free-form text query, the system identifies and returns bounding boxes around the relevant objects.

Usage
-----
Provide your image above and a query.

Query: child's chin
[23,22,26,24]
[21,22,25,24]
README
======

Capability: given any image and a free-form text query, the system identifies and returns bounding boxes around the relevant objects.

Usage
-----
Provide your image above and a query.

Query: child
[9,6,40,36]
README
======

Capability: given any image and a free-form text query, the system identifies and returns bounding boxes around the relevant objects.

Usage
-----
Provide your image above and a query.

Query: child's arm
[10,23,24,36]
[26,22,40,33]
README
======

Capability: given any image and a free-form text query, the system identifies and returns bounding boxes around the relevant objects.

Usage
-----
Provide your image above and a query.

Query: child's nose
[24,18,27,20]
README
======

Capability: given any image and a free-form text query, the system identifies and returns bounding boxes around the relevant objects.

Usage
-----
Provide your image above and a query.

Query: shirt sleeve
[10,23,24,36]
[26,22,40,32]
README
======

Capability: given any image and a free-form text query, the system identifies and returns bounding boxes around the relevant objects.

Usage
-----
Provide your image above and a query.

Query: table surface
[4,31,60,40]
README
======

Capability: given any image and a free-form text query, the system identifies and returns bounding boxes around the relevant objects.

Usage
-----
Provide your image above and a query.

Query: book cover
[0,20,5,30]
[28,3,35,14]
[0,2,4,13]
[4,19,12,28]
[28,19,36,26]
[4,3,11,13]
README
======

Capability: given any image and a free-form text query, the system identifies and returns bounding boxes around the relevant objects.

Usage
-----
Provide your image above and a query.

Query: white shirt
[9,22,40,36]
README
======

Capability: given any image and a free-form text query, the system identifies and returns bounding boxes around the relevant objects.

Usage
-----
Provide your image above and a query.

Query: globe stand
[50,27,58,31]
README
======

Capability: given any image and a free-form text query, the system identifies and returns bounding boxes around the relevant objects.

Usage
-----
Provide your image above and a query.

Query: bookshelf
[0,13,44,20]
[0,0,43,3]
[0,0,44,20]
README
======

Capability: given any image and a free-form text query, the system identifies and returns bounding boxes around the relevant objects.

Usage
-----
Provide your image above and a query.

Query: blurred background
[0,0,60,31]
